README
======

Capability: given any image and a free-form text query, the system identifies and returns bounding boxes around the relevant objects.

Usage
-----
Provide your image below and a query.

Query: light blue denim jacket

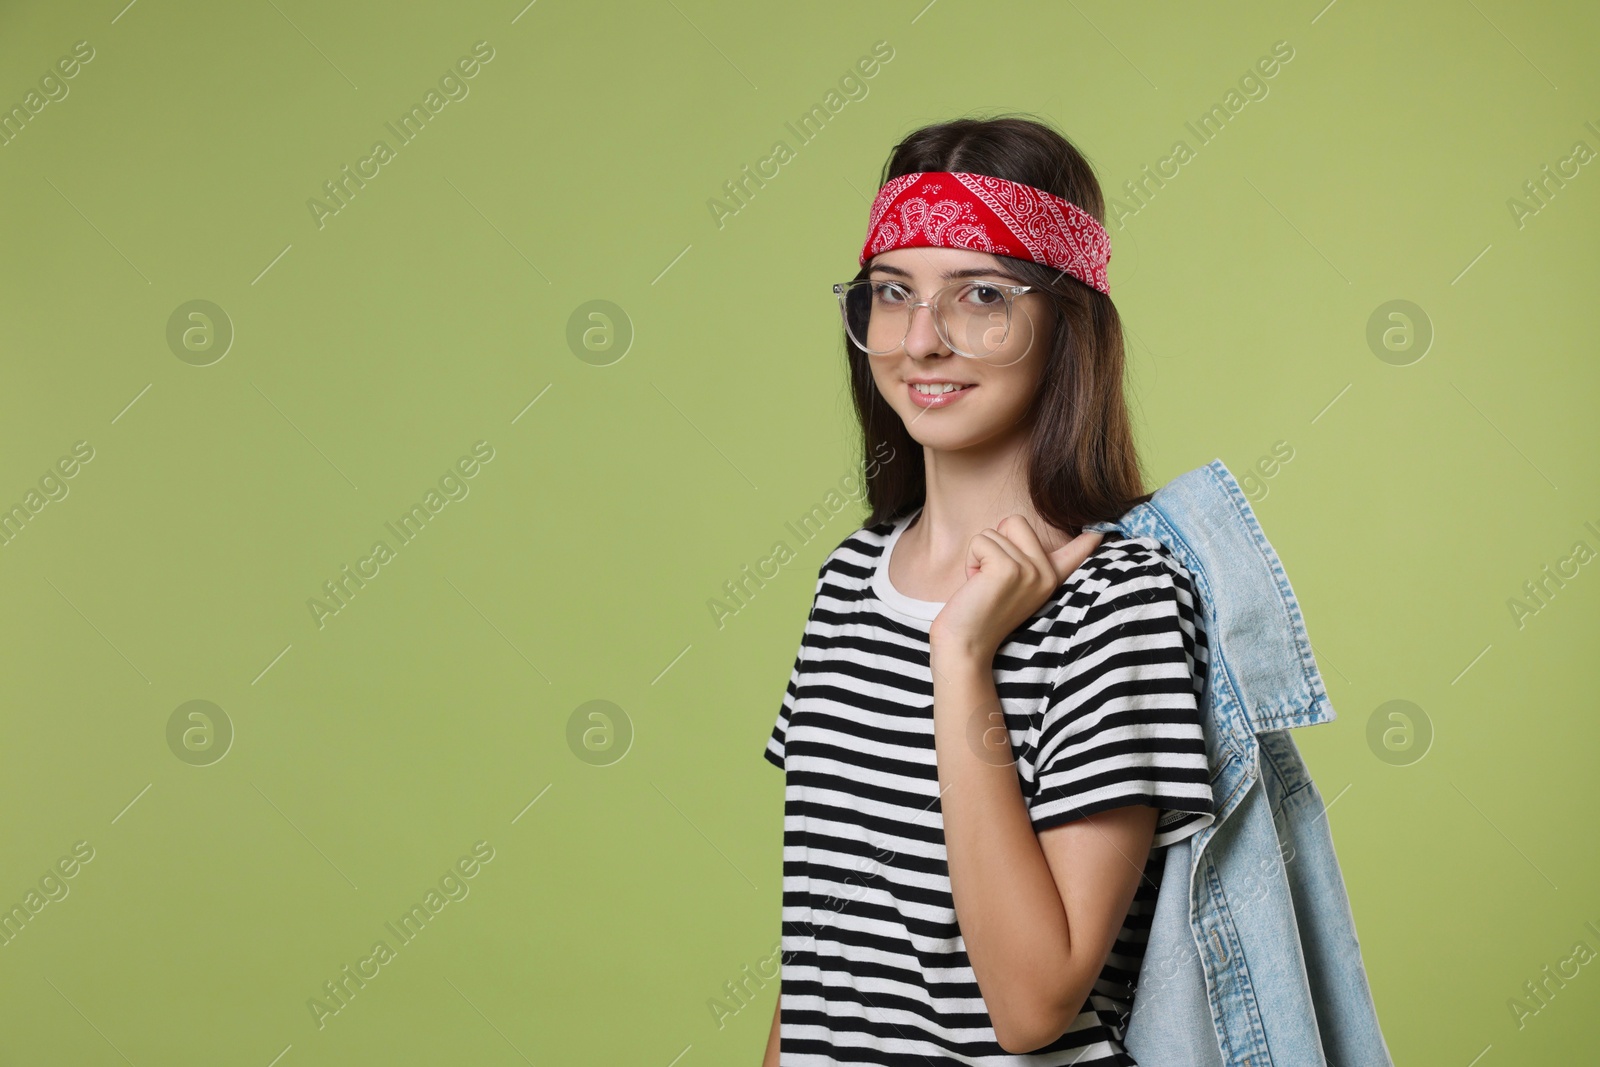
[1086,460,1393,1067]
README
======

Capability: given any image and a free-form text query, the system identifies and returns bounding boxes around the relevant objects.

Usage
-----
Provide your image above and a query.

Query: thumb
[1047,530,1103,583]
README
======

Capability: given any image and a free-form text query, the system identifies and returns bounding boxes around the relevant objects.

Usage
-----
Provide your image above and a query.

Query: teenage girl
[761,115,1215,1065]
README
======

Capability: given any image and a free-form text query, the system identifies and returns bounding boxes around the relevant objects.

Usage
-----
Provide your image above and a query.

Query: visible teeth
[913,383,968,395]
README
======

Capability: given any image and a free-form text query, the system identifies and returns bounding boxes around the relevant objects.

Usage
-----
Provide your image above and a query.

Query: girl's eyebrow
[868,264,1028,284]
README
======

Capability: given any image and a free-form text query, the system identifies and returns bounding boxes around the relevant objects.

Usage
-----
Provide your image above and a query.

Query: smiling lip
[906,380,976,409]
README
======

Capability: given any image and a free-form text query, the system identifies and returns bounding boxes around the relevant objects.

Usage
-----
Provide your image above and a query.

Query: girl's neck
[891,435,1074,601]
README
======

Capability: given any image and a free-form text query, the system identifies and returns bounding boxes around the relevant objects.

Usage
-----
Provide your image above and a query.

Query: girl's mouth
[907,382,976,409]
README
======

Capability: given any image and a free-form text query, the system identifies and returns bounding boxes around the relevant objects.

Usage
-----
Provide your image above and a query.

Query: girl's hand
[929,515,1103,666]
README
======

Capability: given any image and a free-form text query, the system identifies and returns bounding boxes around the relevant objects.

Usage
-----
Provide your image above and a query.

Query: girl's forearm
[929,653,1086,1052]
[761,994,779,1066]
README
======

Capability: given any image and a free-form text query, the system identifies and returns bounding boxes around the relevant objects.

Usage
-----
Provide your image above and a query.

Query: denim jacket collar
[1087,459,1336,738]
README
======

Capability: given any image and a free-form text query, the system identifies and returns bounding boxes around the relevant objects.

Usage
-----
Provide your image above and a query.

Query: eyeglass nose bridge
[898,296,944,346]
[896,288,1009,357]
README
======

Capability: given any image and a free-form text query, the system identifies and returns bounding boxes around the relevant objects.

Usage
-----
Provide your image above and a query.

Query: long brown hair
[849,114,1150,534]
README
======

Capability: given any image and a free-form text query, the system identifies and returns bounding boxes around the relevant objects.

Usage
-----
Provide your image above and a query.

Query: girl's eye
[964,284,1004,306]
[872,283,907,304]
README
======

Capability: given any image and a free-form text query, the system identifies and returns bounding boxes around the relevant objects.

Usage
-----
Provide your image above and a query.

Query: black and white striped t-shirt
[764,508,1215,1065]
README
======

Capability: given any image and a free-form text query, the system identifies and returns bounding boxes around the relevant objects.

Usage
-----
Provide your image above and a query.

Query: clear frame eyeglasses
[832,277,1037,360]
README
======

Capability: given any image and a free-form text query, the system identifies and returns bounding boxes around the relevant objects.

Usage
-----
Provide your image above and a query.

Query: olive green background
[1,0,1596,1063]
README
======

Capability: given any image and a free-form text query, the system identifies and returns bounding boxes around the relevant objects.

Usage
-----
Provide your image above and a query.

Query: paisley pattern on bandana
[859,170,1112,295]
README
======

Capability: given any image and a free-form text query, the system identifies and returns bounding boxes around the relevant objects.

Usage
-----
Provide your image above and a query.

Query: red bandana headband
[858,171,1112,296]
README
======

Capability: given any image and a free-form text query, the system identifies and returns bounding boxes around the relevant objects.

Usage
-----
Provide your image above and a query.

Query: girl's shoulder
[1073,532,1193,587]
[1042,533,1200,633]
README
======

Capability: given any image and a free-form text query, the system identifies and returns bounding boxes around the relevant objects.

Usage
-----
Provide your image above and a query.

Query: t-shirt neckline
[871,507,945,623]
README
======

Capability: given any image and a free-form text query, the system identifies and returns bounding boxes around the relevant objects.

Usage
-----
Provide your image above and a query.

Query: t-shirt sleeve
[1027,550,1215,848]
[764,562,829,771]
[764,643,804,771]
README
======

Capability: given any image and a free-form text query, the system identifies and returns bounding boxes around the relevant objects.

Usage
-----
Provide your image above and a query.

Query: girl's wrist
[928,636,994,679]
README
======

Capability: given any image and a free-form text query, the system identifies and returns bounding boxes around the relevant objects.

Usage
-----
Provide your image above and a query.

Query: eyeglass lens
[841,280,1024,359]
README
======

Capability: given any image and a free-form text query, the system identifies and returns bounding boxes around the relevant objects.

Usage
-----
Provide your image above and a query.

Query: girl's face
[863,248,1056,455]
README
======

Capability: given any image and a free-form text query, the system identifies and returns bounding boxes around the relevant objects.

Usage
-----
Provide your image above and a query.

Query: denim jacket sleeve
[1087,460,1394,1067]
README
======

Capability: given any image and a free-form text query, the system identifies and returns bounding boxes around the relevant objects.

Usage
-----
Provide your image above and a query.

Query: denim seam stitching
[1202,461,1331,731]
[1200,845,1274,1065]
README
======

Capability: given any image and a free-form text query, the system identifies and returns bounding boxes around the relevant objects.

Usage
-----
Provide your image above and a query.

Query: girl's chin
[900,407,1034,451]
[903,421,994,449]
